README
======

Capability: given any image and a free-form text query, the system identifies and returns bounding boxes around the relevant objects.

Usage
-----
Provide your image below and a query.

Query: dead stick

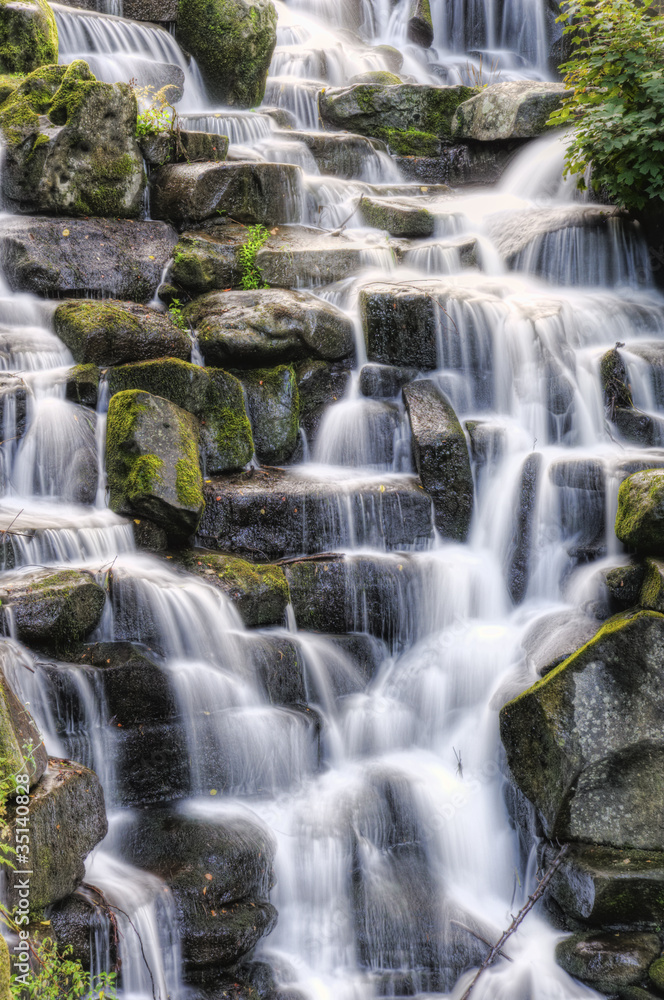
[449,920,513,962]
[459,843,569,1000]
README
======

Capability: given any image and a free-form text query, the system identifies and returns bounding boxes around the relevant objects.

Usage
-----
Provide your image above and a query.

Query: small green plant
[13,938,117,999]
[548,0,664,211]
[173,250,186,264]
[135,104,173,137]
[168,297,187,330]
[238,225,270,290]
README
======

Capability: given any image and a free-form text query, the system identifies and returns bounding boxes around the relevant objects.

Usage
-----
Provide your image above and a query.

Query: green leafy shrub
[549,0,664,211]
[14,938,116,999]
[238,224,270,290]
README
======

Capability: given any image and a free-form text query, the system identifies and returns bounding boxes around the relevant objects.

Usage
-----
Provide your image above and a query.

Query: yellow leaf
[62,229,70,237]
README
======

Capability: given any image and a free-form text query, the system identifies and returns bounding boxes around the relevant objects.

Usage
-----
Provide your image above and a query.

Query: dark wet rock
[452,81,571,141]
[319,83,475,145]
[541,841,664,929]
[600,347,633,410]
[0,0,57,75]
[239,364,299,464]
[175,0,277,107]
[522,609,600,676]
[501,610,664,848]
[260,105,297,128]
[244,632,305,703]
[360,280,447,369]
[132,517,169,552]
[181,897,278,971]
[108,358,253,475]
[0,61,146,217]
[65,364,99,409]
[0,663,48,788]
[614,408,664,448]
[198,469,433,560]
[0,569,105,652]
[0,372,28,438]
[604,562,646,611]
[403,379,473,541]
[0,216,178,300]
[51,891,116,970]
[174,550,290,627]
[555,932,660,994]
[394,141,522,186]
[6,759,107,915]
[139,130,227,167]
[151,162,301,228]
[280,129,382,179]
[550,456,606,561]
[328,634,388,683]
[106,390,204,540]
[507,452,542,604]
[407,0,433,46]
[42,641,178,728]
[54,300,190,367]
[359,363,419,398]
[359,195,435,237]
[111,718,189,806]
[616,469,664,555]
[465,419,506,470]
[186,289,354,368]
[296,359,352,445]
[624,343,664,407]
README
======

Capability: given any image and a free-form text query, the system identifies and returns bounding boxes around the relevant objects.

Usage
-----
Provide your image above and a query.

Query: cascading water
[2,0,662,996]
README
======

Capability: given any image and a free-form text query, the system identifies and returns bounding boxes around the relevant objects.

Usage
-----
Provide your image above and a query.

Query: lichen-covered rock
[108,358,253,474]
[319,84,475,145]
[0,569,105,651]
[541,841,664,929]
[106,390,204,539]
[452,81,571,141]
[555,932,660,994]
[152,161,301,228]
[0,0,57,75]
[175,0,277,106]
[284,129,384,179]
[0,61,145,217]
[0,661,48,788]
[5,758,107,915]
[359,195,435,237]
[616,469,664,555]
[138,129,228,167]
[0,216,178,300]
[174,550,290,626]
[403,380,473,540]
[240,364,299,464]
[186,289,354,367]
[54,300,190,367]
[500,610,664,848]
[600,346,633,411]
[640,557,664,612]
[408,0,433,46]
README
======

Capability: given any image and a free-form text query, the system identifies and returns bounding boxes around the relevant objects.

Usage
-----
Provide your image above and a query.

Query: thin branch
[449,920,513,962]
[84,883,158,1000]
[459,843,569,1000]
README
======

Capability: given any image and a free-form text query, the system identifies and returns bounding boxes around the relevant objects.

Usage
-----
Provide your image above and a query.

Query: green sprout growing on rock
[238,224,270,290]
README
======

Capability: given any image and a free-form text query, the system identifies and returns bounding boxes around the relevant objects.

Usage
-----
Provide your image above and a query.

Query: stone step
[273,128,386,179]
[197,469,434,560]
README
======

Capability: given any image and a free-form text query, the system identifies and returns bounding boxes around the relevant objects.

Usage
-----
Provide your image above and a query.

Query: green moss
[0,0,58,75]
[127,453,164,497]
[379,126,440,156]
[175,431,204,507]
[616,469,664,554]
[649,957,664,991]
[352,71,402,85]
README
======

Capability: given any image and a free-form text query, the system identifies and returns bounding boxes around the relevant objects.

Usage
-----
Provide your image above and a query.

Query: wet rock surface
[55,300,190,367]
[452,81,571,140]
[555,931,661,993]
[0,568,105,652]
[174,550,290,627]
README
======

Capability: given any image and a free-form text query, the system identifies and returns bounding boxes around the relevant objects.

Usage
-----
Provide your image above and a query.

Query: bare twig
[449,920,512,962]
[84,883,158,1000]
[459,843,569,1000]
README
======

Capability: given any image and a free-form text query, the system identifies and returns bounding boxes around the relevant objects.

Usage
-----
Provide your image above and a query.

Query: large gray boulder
[54,300,190,367]
[0,217,177,300]
[0,569,106,652]
[403,380,473,540]
[6,759,107,916]
[615,469,664,554]
[107,358,254,475]
[106,390,204,539]
[151,162,301,228]
[176,0,277,106]
[555,932,660,994]
[186,289,354,368]
[359,195,435,237]
[0,61,145,217]
[500,610,664,849]
[452,81,571,141]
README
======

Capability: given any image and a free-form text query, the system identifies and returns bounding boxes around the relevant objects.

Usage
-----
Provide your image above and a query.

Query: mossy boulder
[359,195,435,237]
[65,363,99,408]
[649,957,664,992]
[0,664,48,788]
[108,358,253,474]
[54,300,190,367]
[407,0,433,46]
[0,61,145,217]
[500,610,664,848]
[452,81,571,141]
[403,380,473,541]
[106,389,204,539]
[5,758,107,916]
[0,569,105,652]
[555,932,660,994]
[239,364,299,464]
[175,550,289,626]
[175,0,277,107]
[186,289,355,368]
[0,0,57,75]
[319,83,475,144]
[350,70,403,86]
[616,470,664,555]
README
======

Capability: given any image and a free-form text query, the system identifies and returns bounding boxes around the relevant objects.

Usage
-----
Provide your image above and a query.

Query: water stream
[0,0,661,998]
